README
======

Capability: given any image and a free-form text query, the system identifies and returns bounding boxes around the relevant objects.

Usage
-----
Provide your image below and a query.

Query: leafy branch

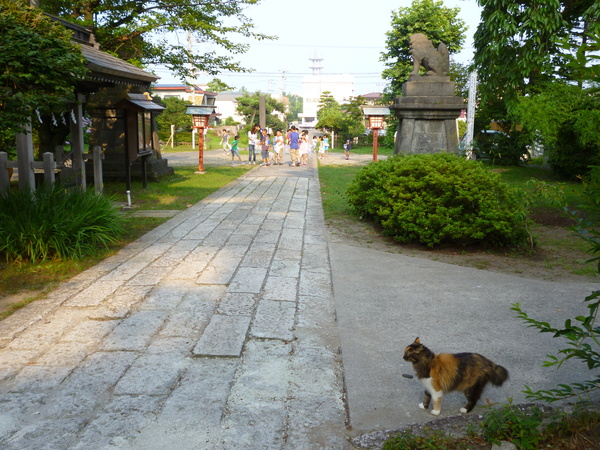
[511,166,600,403]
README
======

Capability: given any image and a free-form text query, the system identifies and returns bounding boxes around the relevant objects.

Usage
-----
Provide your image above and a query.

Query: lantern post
[362,107,390,162]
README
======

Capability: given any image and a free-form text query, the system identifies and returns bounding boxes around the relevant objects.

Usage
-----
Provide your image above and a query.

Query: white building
[299,74,355,128]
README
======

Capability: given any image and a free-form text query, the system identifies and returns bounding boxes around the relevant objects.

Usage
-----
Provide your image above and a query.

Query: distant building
[214,91,246,124]
[299,74,355,128]
[151,84,210,106]
[361,92,384,105]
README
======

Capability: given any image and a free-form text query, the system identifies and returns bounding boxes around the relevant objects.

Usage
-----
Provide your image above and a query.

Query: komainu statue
[409,33,449,77]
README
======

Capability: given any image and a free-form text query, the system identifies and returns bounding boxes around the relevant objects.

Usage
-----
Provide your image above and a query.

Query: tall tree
[315,92,344,134]
[31,0,272,81]
[207,78,235,93]
[341,96,366,138]
[315,92,365,137]
[155,97,191,139]
[380,0,467,98]
[473,0,599,115]
[235,92,286,131]
[0,0,87,153]
[285,93,303,123]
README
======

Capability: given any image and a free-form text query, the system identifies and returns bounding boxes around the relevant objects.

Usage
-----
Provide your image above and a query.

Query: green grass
[330,144,395,157]
[104,165,250,210]
[318,165,363,222]
[485,163,585,206]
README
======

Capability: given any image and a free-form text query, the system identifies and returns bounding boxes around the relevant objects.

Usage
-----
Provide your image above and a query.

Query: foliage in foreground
[0,0,88,154]
[384,402,600,449]
[0,185,123,262]
[512,166,600,403]
[346,154,528,248]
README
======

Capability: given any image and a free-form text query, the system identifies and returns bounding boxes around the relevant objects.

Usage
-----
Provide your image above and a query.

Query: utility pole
[280,70,287,98]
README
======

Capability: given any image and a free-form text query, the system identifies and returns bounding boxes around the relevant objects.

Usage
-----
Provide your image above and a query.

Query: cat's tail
[489,363,509,386]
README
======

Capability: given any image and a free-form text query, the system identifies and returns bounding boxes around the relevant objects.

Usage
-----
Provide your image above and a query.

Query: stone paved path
[0,157,349,449]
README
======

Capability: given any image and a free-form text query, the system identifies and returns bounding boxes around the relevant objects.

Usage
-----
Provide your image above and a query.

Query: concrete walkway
[1,150,598,449]
[0,156,349,449]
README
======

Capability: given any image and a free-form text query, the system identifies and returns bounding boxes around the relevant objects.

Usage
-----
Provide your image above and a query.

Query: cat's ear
[414,337,421,344]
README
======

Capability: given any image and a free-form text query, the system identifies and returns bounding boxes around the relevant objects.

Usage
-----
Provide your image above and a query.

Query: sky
[149,0,483,96]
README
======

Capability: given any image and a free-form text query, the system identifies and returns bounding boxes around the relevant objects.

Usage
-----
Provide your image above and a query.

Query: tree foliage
[473,0,599,178]
[235,92,286,131]
[473,0,599,114]
[155,96,191,140]
[285,93,303,123]
[32,0,273,81]
[515,81,600,178]
[206,78,235,93]
[0,0,88,152]
[315,92,365,137]
[315,92,342,133]
[380,0,467,97]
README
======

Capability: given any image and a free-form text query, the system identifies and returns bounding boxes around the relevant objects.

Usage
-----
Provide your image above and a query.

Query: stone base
[391,79,464,155]
[395,118,460,155]
[86,155,174,183]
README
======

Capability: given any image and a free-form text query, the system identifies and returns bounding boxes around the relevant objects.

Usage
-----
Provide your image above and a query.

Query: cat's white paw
[418,403,426,410]
[431,409,441,416]
[460,407,468,414]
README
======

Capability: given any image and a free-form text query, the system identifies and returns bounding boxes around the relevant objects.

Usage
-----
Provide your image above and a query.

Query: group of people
[224,125,331,167]
[220,127,351,166]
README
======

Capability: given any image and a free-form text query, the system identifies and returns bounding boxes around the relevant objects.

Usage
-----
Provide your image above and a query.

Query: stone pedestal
[391,76,464,155]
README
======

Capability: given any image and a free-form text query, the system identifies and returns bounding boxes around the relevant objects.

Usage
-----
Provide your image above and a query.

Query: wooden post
[42,152,55,186]
[372,129,379,162]
[16,119,35,191]
[196,126,205,174]
[93,145,104,195]
[70,94,87,189]
[259,95,266,130]
[0,152,9,196]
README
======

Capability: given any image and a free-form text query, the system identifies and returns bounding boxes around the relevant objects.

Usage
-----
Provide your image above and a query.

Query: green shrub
[480,404,544,448]
[476,130,530,165]
[0,185,124,261]
[346,153,528,248]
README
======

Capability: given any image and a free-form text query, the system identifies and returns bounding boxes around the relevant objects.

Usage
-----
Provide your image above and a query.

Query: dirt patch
[327,218,597,282]
[0,290,44,316]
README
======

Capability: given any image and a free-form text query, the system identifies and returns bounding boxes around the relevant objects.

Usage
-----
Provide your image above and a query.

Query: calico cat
[403,337,508,415]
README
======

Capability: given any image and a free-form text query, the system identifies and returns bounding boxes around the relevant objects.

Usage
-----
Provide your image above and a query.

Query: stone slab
[192,315,251,357]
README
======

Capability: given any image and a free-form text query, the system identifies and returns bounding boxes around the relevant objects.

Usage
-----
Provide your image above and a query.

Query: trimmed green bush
[0,185,124,261]
[346,153,528,248]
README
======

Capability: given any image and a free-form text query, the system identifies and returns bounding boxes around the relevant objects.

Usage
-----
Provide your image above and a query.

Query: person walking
[274,130,285,165]
[288,126,300,166]
[230,135,243,164]
[247,124,259,164]
[323,134,330,157]
[260,128,271,166]
[299,130,309,165]
[344,136,352,160]
[220,129,231,155]
[318,135,325,160]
